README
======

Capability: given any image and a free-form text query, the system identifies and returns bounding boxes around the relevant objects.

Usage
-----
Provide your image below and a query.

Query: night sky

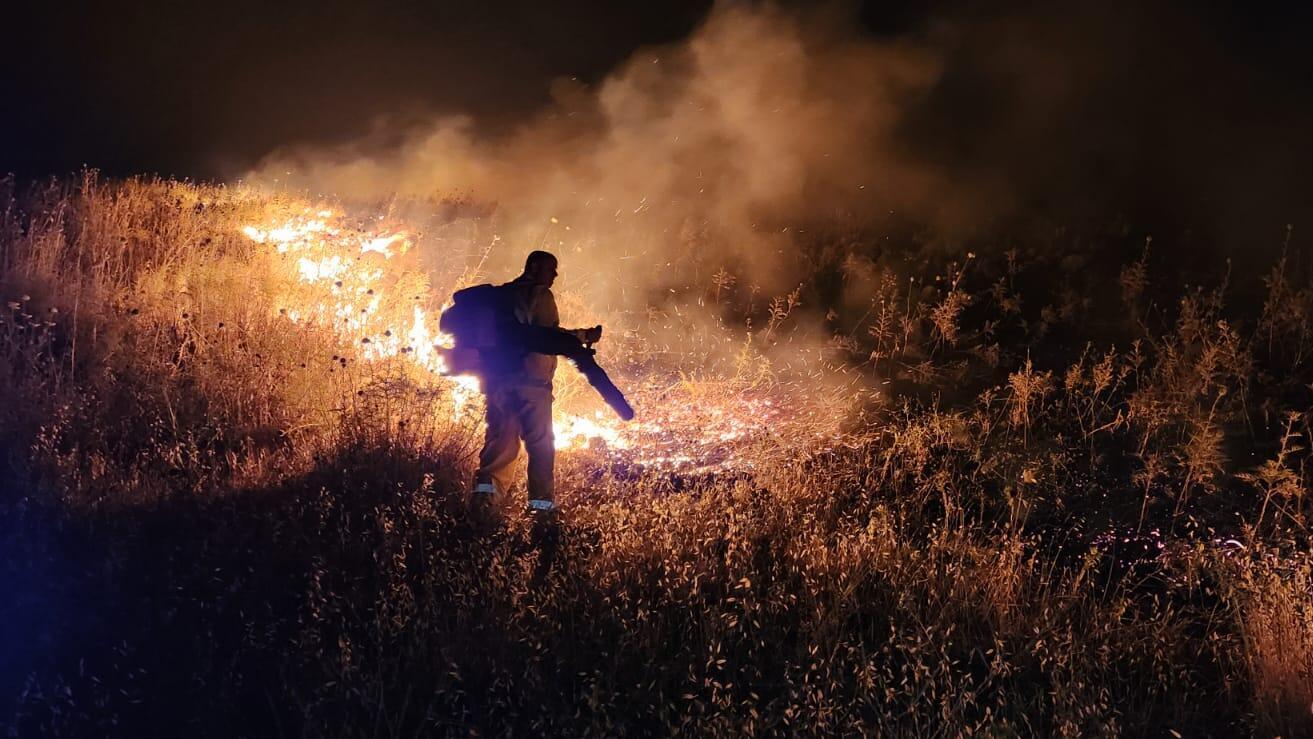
[1,0,720,177]
[2,0,1312,245]
[4,0,737,177]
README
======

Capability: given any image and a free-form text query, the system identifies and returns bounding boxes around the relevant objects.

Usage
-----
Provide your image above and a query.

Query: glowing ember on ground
[241,205,849,468]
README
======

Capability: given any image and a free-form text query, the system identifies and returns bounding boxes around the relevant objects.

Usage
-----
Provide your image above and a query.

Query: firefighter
[469,250,601,524]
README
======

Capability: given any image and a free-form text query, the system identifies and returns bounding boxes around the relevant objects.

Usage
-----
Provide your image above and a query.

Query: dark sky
[1,0,686,176]
[2,0,1311,233]
[0,0,957,178]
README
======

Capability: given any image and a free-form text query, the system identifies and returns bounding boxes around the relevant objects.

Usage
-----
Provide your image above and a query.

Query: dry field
[1,173,1311,737]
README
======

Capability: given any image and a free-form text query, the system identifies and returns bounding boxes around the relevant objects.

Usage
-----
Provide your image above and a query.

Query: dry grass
[1230,558,1313,737]
[2,173,1312,737]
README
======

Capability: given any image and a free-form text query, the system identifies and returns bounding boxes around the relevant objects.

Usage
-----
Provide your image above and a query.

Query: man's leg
[516,385,556,511]
[517,385,560,568]
[473,386,522,512]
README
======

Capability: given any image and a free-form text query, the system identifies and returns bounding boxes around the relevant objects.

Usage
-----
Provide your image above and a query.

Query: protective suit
[478,382,555,507]
[474,273,587,510]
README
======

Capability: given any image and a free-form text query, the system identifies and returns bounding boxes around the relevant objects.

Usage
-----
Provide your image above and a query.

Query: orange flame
[241,204,852,469]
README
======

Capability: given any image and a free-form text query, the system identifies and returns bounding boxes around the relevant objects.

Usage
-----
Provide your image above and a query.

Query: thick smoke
[249,1,1313,318]
[249,5,947,312]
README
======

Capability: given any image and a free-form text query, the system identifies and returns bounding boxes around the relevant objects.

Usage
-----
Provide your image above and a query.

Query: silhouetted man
[470,250,600,522]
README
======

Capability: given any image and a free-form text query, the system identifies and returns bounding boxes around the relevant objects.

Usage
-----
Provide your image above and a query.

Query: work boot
[467,481,500,528]
[527,500,560,546]
[527,500,561,585]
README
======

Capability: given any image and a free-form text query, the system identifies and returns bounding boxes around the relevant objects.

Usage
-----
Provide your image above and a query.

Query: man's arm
[521,287,632,419]
[536,289,601,344]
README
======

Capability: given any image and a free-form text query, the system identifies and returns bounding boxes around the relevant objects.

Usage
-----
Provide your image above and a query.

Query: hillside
[2,173,1310,737]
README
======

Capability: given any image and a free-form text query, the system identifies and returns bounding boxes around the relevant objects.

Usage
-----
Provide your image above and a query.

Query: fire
[360,233,406,257]
[241,207,631,451]
[241,203,849,467]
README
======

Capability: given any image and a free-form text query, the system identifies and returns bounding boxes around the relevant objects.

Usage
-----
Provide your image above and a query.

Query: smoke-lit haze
[250,6,943,310]
[247,1,1313,317]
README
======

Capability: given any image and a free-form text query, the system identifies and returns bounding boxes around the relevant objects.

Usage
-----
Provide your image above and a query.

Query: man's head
[523,250,559,288]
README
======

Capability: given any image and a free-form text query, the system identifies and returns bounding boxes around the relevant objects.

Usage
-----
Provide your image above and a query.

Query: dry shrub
[1007,358,1052,441]
[6,173,1313,737]
[1229,557,1313,737]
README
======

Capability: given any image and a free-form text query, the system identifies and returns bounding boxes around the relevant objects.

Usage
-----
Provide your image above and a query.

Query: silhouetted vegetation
[2,174,1310,737]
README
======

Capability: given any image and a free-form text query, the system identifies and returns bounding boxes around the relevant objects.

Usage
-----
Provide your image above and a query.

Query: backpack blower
[438,284,636,421]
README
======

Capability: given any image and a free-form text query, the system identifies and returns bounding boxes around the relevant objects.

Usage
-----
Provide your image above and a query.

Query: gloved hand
[577,325,603,345]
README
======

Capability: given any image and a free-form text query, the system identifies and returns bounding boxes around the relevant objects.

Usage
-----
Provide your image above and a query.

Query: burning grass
[2,173,1312,736]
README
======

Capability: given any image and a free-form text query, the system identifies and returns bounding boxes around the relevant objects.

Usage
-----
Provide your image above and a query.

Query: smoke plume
[248,2,1313,317]
[249,6,949,308]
